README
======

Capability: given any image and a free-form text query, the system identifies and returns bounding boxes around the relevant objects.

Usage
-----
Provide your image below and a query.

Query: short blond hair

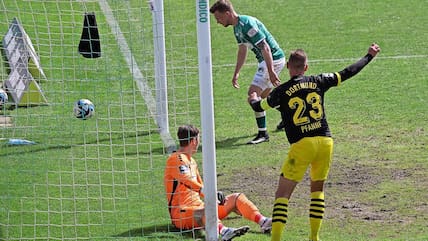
[288,49,307,71]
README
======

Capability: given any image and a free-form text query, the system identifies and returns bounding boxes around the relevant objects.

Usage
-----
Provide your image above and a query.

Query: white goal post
[195,0,219,240]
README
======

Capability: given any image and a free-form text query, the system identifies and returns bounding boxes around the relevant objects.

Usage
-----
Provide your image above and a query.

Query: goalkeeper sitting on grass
[164,124,272,241]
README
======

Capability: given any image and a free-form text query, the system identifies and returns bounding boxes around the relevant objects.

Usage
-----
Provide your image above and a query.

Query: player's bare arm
[232,44,248,89]
[257,40,280,87]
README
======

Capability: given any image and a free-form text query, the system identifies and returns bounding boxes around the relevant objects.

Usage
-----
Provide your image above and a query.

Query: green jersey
[233,15,284,63]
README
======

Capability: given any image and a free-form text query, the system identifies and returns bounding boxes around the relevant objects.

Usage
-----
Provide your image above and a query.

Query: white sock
[258,217,267,226]
[220,226,229,235]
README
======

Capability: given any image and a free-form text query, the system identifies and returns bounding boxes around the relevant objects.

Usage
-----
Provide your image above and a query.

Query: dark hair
[288,49,307,70]
[210,0,234,14]
[177,125,200,147]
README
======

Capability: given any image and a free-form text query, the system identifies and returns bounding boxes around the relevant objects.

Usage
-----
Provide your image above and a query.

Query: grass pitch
[0,0,427,240]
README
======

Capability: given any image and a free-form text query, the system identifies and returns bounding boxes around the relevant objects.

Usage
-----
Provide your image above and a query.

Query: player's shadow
[113,217,265,239]
[113,224,205,240]
[215,134,254,148]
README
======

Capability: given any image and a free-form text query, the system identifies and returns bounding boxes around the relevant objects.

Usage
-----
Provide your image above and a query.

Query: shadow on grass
[113,224,205,240]
[0,130,166,157]
[215,134,254,148]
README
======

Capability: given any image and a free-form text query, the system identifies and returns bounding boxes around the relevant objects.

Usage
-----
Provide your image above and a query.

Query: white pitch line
[214,54,428,67]
[310,54,428,63]
[98,0,175,152]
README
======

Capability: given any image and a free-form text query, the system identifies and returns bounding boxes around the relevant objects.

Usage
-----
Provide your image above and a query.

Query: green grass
[1,0,427,240]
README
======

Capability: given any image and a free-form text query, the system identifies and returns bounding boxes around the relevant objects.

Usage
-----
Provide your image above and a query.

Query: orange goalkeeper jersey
[164,152,204,216]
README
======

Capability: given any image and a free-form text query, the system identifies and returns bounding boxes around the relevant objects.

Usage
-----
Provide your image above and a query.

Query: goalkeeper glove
[217,191,226,205]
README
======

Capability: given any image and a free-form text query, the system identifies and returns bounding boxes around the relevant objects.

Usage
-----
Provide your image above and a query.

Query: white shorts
[251,57,286,91]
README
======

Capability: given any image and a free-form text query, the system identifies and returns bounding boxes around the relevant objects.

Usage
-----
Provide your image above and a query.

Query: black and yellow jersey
[267,73,338,143]
[252,54,374,144]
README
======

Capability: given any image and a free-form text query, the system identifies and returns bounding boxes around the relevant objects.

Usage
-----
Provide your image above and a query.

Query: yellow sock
[309,191,325,241]
[271,197,288,241]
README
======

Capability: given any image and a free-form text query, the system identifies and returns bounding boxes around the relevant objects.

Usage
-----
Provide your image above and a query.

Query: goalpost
[0,0,218,240]
[195,1,219,240]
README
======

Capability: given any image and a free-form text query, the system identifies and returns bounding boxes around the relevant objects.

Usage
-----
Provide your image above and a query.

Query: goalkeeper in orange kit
[164,124,272,241]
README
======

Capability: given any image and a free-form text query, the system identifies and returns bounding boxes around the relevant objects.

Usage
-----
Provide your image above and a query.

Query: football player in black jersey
[250,43,381,241]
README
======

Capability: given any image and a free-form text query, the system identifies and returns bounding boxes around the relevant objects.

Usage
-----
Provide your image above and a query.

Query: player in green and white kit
[210,0,286,144]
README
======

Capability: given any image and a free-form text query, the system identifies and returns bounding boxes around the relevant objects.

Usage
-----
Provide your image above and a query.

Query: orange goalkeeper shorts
[170,204,204,230]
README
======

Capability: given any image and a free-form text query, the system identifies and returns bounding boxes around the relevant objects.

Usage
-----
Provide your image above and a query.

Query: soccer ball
[73,99,95,120]
[0,88,8,106]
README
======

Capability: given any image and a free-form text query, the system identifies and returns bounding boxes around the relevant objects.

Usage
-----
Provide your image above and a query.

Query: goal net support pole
[196,0,219,240]
[150,0,171,142]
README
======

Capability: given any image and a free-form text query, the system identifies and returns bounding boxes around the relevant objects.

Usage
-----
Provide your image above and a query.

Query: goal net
[0,0,208,240]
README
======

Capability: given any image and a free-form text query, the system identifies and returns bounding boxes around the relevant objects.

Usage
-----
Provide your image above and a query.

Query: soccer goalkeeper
[164,125,272,241]
[250,43,381,241]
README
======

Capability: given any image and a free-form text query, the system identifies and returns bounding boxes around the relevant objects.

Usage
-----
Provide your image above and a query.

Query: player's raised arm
[338,43,381,82]
[368,43,381,57]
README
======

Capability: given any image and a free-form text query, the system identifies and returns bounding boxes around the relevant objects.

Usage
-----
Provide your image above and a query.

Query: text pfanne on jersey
[286,82,317,96]
[301,121,322,133]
